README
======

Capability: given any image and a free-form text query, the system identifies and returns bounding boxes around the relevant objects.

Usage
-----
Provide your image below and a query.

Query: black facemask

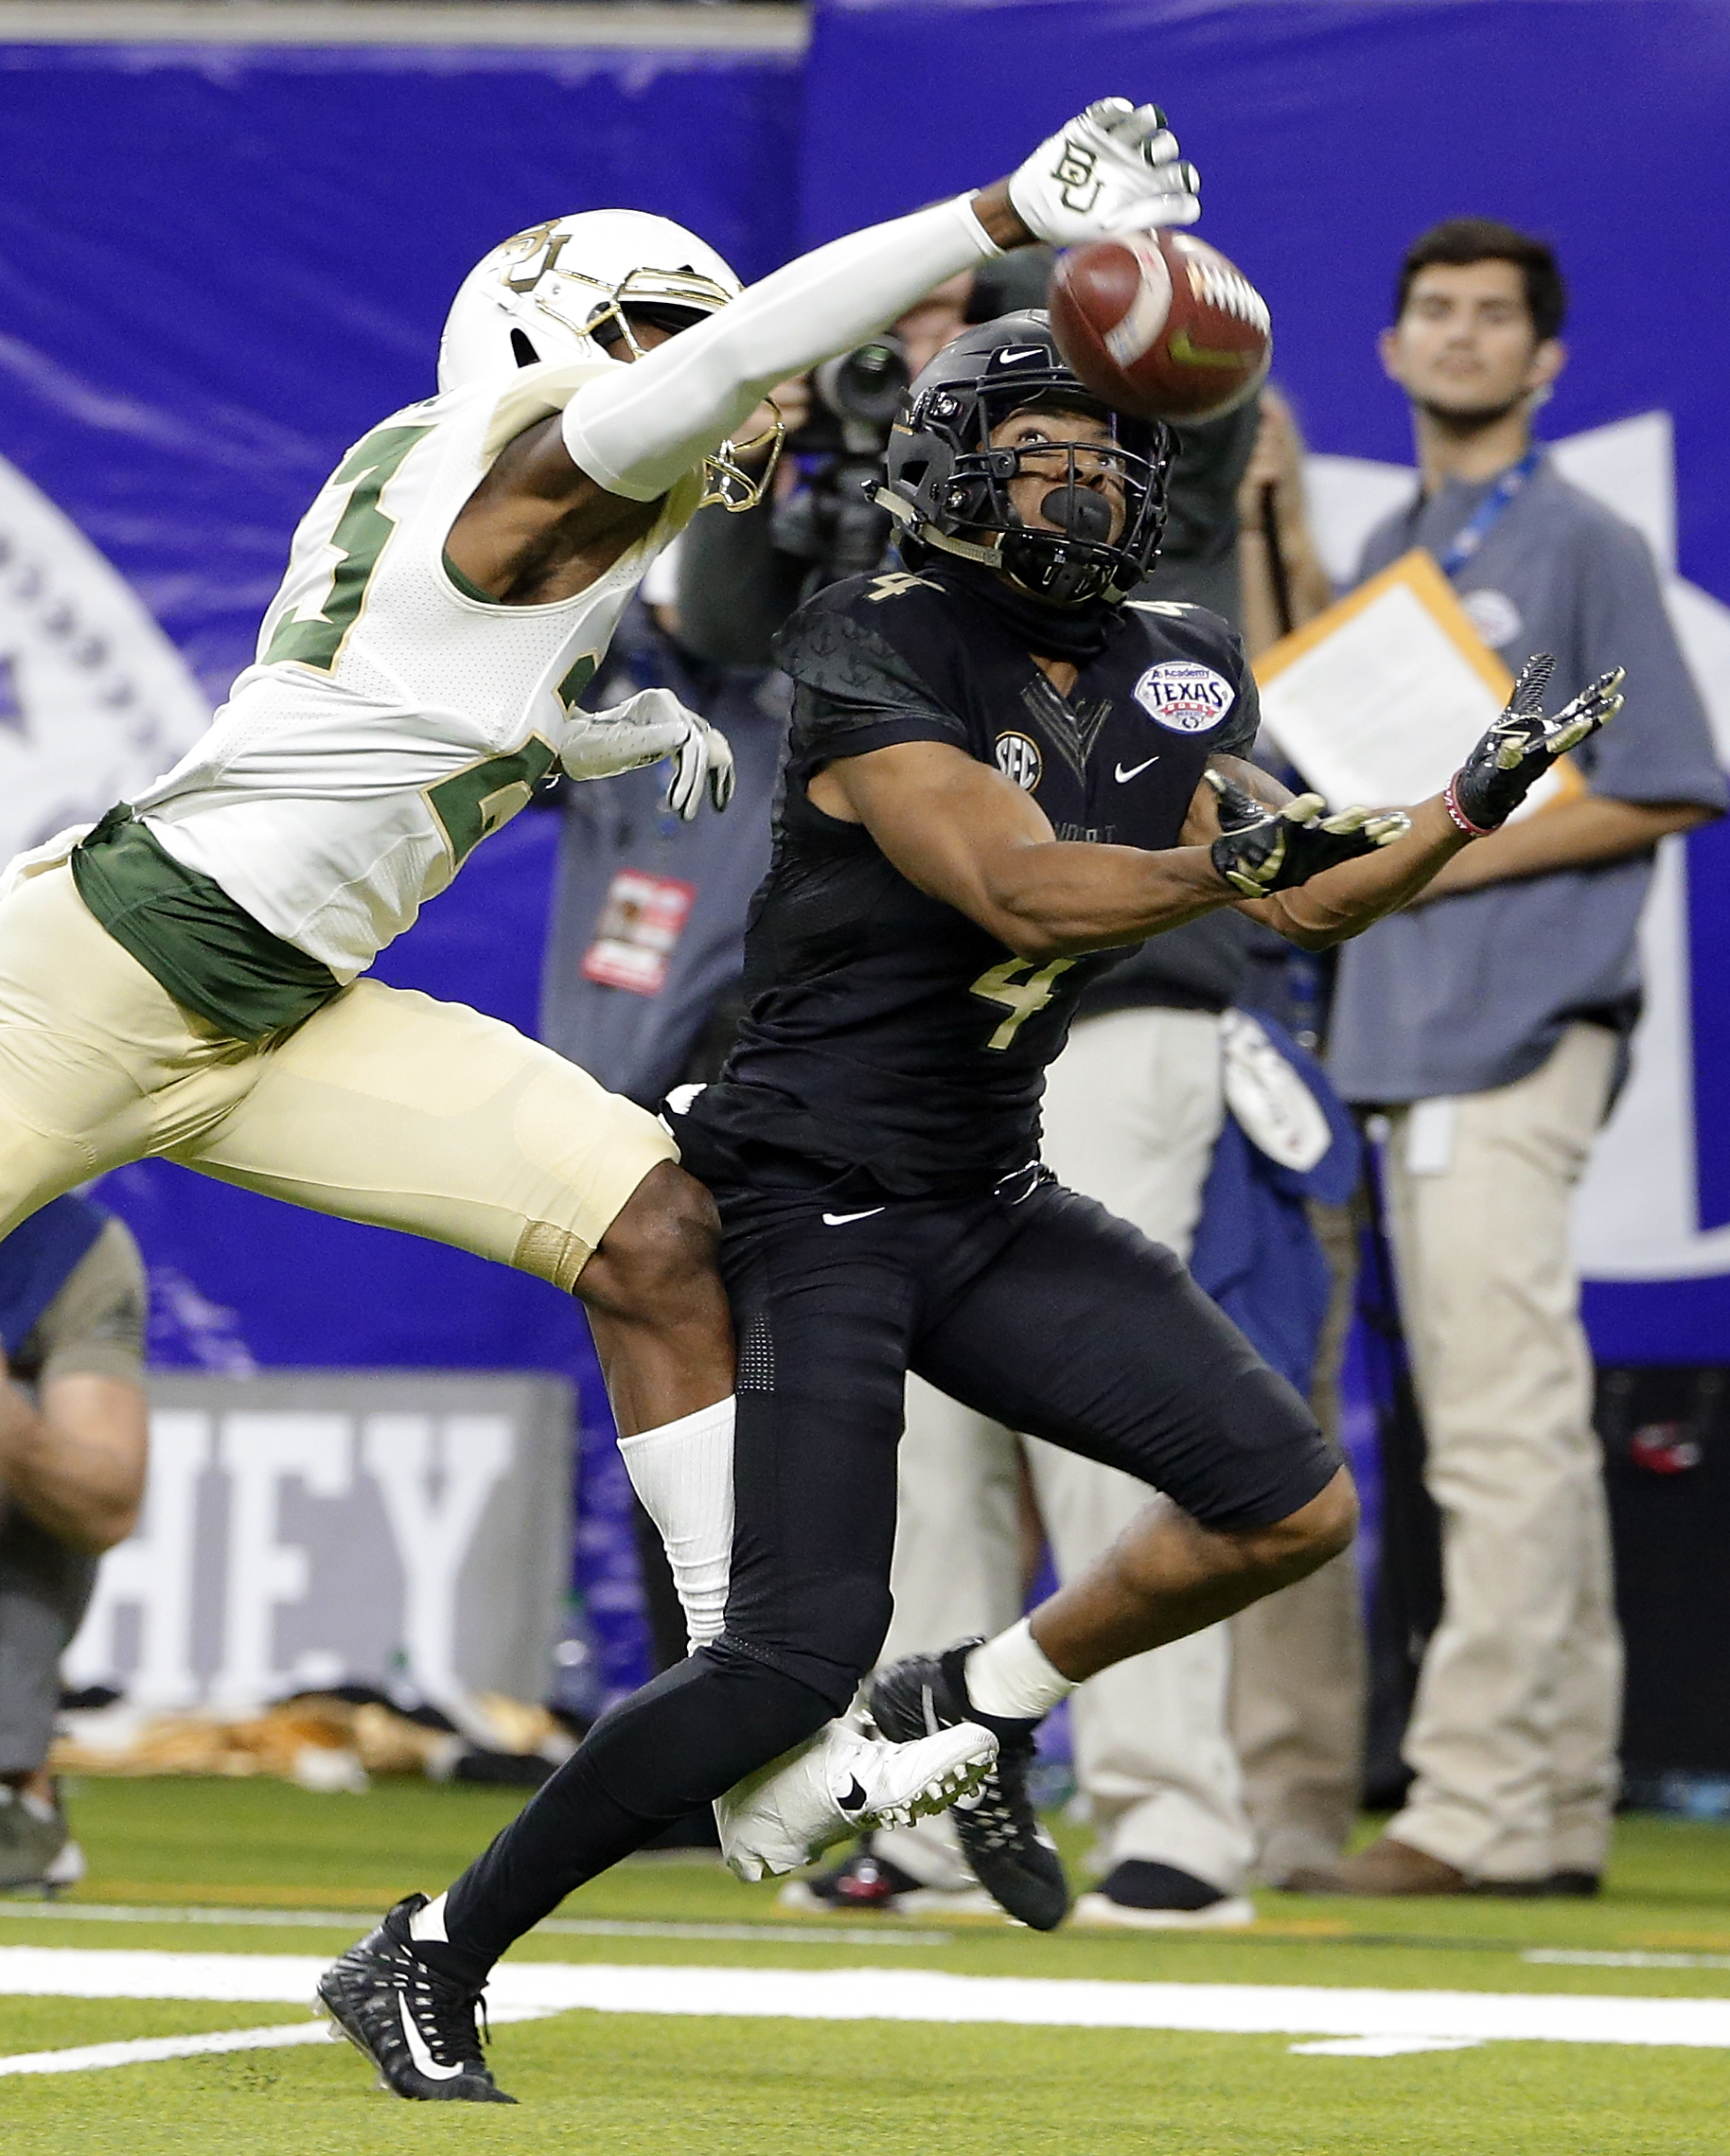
[932,556,1126,665]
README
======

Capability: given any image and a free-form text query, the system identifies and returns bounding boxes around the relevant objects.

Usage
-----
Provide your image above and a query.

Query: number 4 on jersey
[970,955,1077,1050]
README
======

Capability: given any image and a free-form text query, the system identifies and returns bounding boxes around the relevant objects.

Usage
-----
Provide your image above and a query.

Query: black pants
[719,1171,1338,1708]
[438,1173,1337,1976]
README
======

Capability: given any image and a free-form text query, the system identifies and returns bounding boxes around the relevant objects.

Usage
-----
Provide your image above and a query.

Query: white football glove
[559,688,734,821]
[1007,98,1201,247]
[667,710,735,822]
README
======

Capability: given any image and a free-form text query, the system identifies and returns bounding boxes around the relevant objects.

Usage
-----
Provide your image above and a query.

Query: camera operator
[676,272,977,664]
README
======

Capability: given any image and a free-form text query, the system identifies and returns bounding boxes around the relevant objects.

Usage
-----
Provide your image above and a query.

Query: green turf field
[5,1777,1730,2153]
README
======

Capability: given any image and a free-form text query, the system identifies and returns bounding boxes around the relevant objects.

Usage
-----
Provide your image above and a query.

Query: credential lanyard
[1433,448,1541,581]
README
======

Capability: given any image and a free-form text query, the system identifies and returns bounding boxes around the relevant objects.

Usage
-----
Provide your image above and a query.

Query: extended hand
[667,712,735,821]
[1448,656,1625,834]
[1007,99,1201,246]
[560,689,736,820]
[1206,769,1410,897]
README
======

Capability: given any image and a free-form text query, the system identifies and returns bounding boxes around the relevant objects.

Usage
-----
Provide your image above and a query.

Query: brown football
[1050,230,1272,423]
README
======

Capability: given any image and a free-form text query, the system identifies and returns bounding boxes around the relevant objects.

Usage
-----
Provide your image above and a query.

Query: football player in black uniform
[668,315,1618,1926]
[322,314,1620,2083]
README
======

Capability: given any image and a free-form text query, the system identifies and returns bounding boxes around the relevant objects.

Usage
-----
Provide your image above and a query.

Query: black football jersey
[676,565,1259,1198]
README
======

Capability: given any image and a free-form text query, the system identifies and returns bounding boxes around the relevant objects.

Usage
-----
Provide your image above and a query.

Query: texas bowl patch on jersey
[1133,660,1236,733]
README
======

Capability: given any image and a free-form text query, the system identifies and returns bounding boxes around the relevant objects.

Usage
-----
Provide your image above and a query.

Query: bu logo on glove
[1052,140,1103,213]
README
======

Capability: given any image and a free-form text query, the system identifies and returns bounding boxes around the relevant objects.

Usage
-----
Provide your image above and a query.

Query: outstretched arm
[807,657,1626,961]
[1192,657,1630,948]
[1185,758,1468,950]
[531,101,1201,508]
[806,740,1242,961]
[451,101,1199,597]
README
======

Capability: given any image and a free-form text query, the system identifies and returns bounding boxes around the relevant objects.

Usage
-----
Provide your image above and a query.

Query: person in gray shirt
[1,1200,150,1889]
[1298,220,1725,1899]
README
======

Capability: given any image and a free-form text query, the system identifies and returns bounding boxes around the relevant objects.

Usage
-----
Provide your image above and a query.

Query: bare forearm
[1260,796,1472,947]
[983,838,1233,959]
[0,1382,142,1551]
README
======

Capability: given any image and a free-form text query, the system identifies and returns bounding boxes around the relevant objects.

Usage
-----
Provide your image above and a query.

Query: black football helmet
[876,311,1171,606]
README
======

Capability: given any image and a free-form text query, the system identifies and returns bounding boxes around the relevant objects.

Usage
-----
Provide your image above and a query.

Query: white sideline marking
[0,2022,333,2077]
[0,1902,945,1948]
[0,2005,558,2080]
[6,1948,1730,2053]
[1292,2035,1488,2058]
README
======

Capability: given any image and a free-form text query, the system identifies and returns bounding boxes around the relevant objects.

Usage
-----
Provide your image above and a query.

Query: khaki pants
[1383,1022,1621,1882]
[1228,1194,1366,1882]
[0,867,675,1285]
[881,1007,1257,1893]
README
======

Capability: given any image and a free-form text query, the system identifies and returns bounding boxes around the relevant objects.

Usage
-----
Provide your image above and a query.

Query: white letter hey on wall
[209,1413,351,1713]
[362,1414,513,1705]
[63,1409,211,1707]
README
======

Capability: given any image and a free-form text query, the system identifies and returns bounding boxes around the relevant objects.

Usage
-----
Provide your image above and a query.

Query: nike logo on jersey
[1115,755,1161,783]
[397,1996,464,2081]
[821,1208,886,1227]
[837,1776,871,1813]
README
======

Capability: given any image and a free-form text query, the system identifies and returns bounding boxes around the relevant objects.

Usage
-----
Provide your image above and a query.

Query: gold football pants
[0,866,677,1290]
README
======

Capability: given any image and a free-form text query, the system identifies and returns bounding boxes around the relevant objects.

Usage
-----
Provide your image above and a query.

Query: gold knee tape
[514,1218,591,1296]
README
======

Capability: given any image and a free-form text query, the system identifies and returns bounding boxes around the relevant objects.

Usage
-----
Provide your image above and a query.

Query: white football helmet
[438,211,777,508]
[439,209,741,388]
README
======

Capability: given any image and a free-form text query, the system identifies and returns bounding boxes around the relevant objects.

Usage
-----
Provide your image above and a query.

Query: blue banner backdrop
[4,12,1728,1719]
[0,37,800,1704]
[803,0,1730,1361]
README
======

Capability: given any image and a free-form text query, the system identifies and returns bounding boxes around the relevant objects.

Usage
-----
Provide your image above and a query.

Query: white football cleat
[715,1718,998,1882]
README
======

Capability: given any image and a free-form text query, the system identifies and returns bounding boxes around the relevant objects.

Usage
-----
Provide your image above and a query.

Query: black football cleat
[866,1641,1071,1931]
[316,1894,516,2102]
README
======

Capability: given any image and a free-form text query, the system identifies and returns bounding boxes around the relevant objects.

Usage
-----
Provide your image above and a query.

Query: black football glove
[1448,655,1624,834]
[1206,769,1411,898]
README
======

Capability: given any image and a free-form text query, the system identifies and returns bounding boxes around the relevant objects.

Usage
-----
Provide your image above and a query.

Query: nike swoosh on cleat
[1115,755,1160,783]
[837,1776,871,1813]
[397,1996,464,2082]
[821,1208,886,1227]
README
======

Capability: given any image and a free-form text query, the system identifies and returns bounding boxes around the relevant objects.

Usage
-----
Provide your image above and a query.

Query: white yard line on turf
[0,1903,945,1948]
[0,2023,336,2078]
[0,2005,559,2080]
[7,1947,1730,2054]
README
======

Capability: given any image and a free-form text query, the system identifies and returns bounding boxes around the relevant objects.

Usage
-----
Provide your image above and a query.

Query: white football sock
[616,1398,735,1651]
[409,1890,450,1942]
[963,1618,1075,1723]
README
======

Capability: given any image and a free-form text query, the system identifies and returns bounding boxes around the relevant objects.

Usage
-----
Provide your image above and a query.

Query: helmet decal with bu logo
[876,311,1172,607]
[437,211,779,513]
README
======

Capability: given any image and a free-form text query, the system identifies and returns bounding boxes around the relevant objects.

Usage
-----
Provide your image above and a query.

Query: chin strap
[876,490,1003,571]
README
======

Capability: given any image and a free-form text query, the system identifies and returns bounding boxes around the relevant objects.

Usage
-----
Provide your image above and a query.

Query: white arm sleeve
[561,195,1001,504]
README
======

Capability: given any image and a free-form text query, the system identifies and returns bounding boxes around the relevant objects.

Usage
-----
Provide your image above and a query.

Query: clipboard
[1253,549,1581,819]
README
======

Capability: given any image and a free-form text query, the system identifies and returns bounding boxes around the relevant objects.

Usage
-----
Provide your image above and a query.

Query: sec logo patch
[1133,661,1235,733]
[995,732,1042,789]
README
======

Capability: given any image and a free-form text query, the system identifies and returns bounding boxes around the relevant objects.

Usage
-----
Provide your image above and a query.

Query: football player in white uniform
[0,96,1208,2095]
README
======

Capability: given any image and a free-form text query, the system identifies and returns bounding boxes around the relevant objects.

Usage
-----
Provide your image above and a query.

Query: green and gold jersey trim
[263,423,432,672]
[71,808,343,1043]
[440,548,497,606]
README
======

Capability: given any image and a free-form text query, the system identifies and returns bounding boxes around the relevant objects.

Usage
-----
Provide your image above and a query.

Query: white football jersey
[130,359,702,979]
